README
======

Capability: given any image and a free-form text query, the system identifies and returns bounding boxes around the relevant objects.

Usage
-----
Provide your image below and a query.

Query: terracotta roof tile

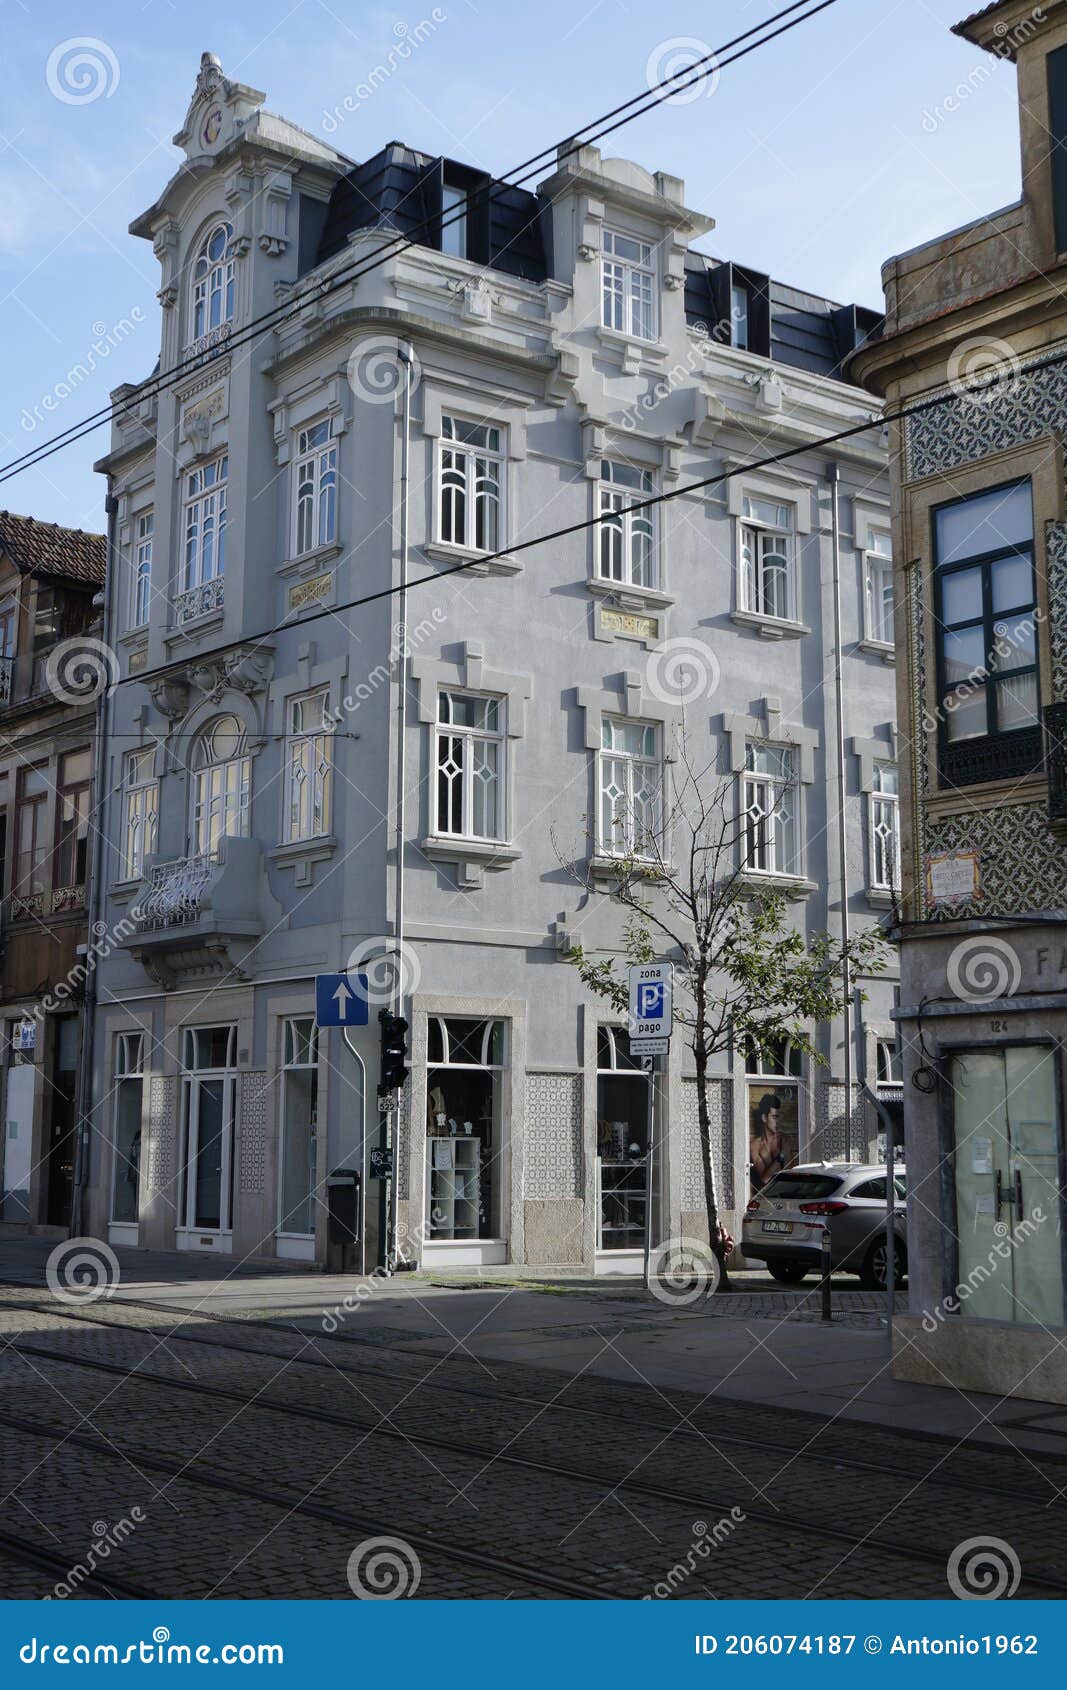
[0,509,106,587]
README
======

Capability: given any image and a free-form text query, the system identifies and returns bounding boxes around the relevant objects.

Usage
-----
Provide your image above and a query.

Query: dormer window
[601,229,655,341]
[731,284,749,349]
[192,221,235,340]
[441,182,467,259]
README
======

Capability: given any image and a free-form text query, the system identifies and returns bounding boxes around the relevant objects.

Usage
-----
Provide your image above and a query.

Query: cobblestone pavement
[0,1288,1064,1601]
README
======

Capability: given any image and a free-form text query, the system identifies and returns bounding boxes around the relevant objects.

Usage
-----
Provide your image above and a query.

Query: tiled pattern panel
[905,350,1067,480]
[814,1082,869,1161]
[925,801,1067,920]
[1048,521,1067,700]
[146,1075,174,1192]
[396,1076,411,1202]
[239,1072,268,1196]
[678,1077,734,1213]
[525,1072,582,1200]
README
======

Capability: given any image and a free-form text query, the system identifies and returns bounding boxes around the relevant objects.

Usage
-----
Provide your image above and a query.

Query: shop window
[596,1025,649,1252]
[425,1017,505,1242]
[745,1035,802,1194]
[278,1017,319,1237]
[110,1032,145,1226]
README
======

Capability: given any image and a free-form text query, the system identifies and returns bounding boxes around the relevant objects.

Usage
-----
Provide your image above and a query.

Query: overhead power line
[0,0,837,486]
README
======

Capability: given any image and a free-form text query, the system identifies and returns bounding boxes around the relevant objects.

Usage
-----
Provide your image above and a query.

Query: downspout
[385,343,414,1273]
[827,465,853,1148]
[69,487,118,1239]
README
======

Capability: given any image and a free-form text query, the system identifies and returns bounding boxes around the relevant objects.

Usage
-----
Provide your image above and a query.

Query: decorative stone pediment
[173,53,266,162]
[147,644,275,730]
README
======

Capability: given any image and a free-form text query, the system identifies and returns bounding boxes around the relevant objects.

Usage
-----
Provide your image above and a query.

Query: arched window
[191,221,235,340]
[191,714,250,857]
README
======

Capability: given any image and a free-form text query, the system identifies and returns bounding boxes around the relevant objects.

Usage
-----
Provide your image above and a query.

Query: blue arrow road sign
[315,972,370,1028]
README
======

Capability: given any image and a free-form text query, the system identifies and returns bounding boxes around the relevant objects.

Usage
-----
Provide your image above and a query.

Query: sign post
[316,974,370,1272]
[628,963,674,1289]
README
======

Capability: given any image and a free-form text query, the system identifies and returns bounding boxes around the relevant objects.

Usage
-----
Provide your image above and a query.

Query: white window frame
[731,283,749,349]
[435,688,506,843]
[597,459,657,588]
[869,762,900,895]
[284,690,333,844]
[598,716,663,860]
[183,455,228,592]
[740,494,796,622]
[441,181,467,258]
[178,1024,237,1236]
[191,715,251,858]
[292,419,337,558]
[122,747,158,882]
[743,742,800,876]
[277,1016,319,1240]
[864,527,894,645]
[436,415,504,554]
[191,221,235,341]
[601,228,656,341]
[109,1030,145,1227]
[131,511,153,629]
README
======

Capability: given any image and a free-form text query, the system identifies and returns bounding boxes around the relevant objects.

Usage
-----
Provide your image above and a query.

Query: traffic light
[378,1010,409,1096]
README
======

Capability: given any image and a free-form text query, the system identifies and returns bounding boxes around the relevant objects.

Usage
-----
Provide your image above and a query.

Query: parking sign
[628,962,673,1051]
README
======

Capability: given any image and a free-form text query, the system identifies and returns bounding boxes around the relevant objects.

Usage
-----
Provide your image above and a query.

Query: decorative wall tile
[1047,522,1067,701]
[146,1075,175,1193]
[814,1081,869,1160]
[526,1072,582,1200]
[905,352,1067,481]
[678,1077,734,1214]
[925,802,1067,919]
[239,1071,268,1195]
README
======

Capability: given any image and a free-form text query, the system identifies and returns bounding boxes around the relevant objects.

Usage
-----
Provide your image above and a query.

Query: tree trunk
[694,1035,731,1292]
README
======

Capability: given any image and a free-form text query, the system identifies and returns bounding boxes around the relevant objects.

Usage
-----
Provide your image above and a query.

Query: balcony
[122,835,282,990]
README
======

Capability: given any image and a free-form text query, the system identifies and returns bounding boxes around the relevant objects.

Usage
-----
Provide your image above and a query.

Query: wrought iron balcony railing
[137,854,218,930]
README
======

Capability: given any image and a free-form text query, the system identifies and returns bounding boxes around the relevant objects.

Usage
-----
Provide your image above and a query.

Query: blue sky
[0,0,1023,531]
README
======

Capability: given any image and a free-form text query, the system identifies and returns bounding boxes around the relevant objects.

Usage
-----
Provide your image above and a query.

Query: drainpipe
[384,343,414,1273]
[69,487,118,1239]
[826,465,853,1150]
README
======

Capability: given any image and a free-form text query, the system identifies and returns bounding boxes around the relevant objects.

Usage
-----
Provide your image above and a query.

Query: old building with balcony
[0,510,106,1232]
[88,52,898,1273]
[852,1,1067,1402]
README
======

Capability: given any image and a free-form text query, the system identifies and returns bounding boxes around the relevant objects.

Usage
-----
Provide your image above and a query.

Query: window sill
[589,853,674,883]
[594,325,668,373]
[269,835,338,889]
[421,542,522,577]
[420,834,522,890]
[164,610,225,648]
[866,887,898,911]
[587,578,674,613]
[859,637,895,664]
[109,878,143,905]
[730,609,810,641]
[277,541,342,580]
[737,869,818,902]
[118,627,149,649]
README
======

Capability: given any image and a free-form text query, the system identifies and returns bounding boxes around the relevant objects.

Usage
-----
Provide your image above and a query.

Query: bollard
[820,1225,832,1323]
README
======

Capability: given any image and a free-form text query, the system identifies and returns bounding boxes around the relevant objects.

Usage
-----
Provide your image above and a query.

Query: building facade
[88,52,898,1274]
[0,511,106,1235]
[853,2,1067,1399]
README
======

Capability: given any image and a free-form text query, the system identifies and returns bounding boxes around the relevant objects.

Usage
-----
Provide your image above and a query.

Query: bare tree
[561,733,889,1291]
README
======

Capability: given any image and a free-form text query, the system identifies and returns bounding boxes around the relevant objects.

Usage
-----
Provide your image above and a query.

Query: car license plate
[762,1220,793,1234]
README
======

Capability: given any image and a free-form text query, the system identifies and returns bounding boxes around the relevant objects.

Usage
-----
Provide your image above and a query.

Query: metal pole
[827,464,853,1152]
[863,1083,898,1350]
[820,1225,832,1322]
[343,1026,368,1276]
[642,1056,656,1290]
[382,342,414,1275]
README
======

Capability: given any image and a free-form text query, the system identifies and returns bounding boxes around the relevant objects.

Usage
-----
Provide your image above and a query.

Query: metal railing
[137,854,217,930]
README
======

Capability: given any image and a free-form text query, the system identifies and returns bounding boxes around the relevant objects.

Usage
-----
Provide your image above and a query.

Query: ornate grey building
[88,52,897,1274]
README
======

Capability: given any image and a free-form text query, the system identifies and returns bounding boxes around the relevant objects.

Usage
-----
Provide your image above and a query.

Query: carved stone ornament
[148,676,192,721]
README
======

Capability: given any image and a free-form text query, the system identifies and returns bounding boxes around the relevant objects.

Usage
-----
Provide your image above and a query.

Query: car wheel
[861,1239,907,1290]
[767,1261,809,1285]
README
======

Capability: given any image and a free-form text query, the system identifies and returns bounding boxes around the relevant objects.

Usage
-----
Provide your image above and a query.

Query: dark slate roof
[0,510,106,586]
[307,141,881,382]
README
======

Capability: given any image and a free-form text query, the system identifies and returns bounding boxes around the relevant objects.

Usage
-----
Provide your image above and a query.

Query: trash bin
[326,1169,360,1273]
